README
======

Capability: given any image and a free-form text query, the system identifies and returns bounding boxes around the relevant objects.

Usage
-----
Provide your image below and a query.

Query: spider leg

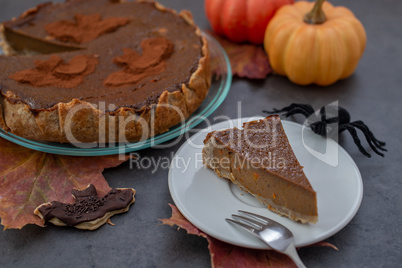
[318,123,326,137]
[263,103,315,119]
[339,124,372,157]
[351,121,386,149]
[262,107,309,117]
[310,106,340,137]
[319,105,347,125]
[277,103,315,115]
[262,108,281,114]
[349,122,387,157]
[322,116,340,125]
[284,107,315,118]
[296,103,315,115]
[310,121,327,137]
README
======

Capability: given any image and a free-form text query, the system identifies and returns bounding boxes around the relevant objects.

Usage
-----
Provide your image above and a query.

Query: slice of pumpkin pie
[202,115,318,223]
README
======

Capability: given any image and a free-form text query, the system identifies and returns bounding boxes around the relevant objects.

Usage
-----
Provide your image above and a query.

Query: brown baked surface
[0,0,211,143]
[202,115,318,224]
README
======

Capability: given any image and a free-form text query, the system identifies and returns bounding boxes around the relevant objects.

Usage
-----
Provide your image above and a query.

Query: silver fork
[226,210,306,268]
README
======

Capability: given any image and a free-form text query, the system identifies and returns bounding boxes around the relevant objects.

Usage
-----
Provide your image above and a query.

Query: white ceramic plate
[168,117,363,249]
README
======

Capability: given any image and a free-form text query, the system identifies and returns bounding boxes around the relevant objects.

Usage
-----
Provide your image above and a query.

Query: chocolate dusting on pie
[105,37,174,87]
[9,54,99,88]
[0,0,211,143]
[45,14,130,44]
[34,184,135,228]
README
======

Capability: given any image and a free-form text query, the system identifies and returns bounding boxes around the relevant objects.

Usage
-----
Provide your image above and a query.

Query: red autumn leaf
[209,32,272,79]
[160,203,208,238]
[160,204,337,268]
[0,138,129,230]
[308,241,338,251]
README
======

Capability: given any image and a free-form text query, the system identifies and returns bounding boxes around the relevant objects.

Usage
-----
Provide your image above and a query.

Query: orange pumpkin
[264,0,366,86]
[205,0,294,44]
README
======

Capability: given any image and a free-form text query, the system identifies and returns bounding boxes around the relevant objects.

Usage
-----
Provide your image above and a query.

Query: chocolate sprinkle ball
[35,184,135,229]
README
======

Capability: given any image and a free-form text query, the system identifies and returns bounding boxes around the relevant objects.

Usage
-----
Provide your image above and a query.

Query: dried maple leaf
[160,204,337,268]
[0,138,129,230]
[160,203,207,238]
[209,32,272,79]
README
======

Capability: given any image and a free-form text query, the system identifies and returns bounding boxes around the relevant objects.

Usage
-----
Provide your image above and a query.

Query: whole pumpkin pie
[0,0,210,143]
[202,115,318,223]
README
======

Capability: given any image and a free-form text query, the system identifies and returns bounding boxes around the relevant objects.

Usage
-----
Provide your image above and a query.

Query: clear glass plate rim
[0,32,232,156]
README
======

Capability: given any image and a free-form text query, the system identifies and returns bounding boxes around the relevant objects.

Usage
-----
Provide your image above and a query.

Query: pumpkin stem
[304,0,326,24]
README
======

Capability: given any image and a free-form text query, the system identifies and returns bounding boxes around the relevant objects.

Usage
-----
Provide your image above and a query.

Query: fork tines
[226,210,270,233]
[226,210,305,268]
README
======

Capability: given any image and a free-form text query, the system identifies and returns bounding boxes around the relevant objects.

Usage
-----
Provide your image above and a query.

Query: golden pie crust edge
[0,2,211,143]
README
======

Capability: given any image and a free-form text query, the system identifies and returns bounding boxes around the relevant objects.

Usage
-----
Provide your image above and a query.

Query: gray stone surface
[0,0,401,267]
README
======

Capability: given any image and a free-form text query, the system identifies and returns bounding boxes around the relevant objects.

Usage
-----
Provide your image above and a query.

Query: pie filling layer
[0,0,210,143]
[0,0,203,111]
[202,116,318,224]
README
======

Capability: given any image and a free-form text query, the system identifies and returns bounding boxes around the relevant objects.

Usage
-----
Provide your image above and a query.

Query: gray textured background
[0,0,401,267]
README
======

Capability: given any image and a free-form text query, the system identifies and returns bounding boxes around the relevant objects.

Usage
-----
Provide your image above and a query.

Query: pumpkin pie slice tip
[202,115,318,224]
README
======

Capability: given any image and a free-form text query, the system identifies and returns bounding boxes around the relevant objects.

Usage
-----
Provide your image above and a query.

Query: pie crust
[0,1,211,143]
[202,116,318,224]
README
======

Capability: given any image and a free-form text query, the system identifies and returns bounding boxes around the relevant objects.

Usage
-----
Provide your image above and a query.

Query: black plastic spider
[263,103,387,158]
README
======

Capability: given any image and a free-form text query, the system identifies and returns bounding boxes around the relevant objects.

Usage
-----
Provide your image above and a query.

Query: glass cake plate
[0,33,232,156]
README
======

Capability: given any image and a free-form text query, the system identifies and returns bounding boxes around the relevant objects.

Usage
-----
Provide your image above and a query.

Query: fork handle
[284,243,306,268]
